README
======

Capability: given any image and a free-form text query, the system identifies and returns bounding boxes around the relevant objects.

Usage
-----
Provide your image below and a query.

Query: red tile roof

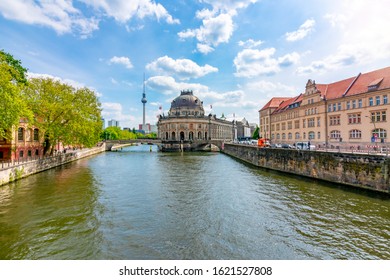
[259,97,291,111]
[261,66,390,113]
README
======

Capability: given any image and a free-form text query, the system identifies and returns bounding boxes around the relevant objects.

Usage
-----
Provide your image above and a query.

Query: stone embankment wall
[223,143,390,194]
[0,144,106,186]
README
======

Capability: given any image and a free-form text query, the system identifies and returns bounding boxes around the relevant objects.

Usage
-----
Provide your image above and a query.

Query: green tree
[101,127,138,140]
[0,50,31,139]
[102,126,121,140]
[252,126,259,139]
[25,77,102,155]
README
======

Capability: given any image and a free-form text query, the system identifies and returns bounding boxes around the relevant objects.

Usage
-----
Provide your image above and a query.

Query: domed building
[157,90,234,151]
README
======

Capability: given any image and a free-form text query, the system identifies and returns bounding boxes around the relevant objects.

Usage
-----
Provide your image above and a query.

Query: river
[0,144,389,260]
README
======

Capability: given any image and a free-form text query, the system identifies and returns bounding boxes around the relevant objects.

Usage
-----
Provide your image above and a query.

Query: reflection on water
[0,144,389,259]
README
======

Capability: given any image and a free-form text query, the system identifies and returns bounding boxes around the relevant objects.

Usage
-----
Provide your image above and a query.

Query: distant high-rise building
[101,117,105,129]
[108,119,120,128]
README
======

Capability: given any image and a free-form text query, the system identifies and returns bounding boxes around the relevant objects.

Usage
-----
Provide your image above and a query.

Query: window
[288,133,292,140]
[349,129,362,139]
[376,96,380,105]
[308,131,315,140]
[308,118,315,127]
[282,133,286,140]
[384,95,388,105]
[303,119,306,128]
[338,103,341,111]
[18,127,24,141]
[277,133,280,139]
[329,115,340,126]
[346,101,350,110]
[333,104,337,112]
[295,132,300,139]
[287,121,292,130]
[372,128,387,139]
[282,123,286,130]
[35,149,39,156]
[19,150,24,158]
[371,111,387,122]
[330,130,341,139]
[352,100,356,109]
[348,113,361,124]
[33,129,39,141]
[28,150,32,157]
[328,104,332,112]
[317,117,321,127]
[369,97,374,106]
[294,120,299,129]
[358,99,362,108]
[317,132,321,139]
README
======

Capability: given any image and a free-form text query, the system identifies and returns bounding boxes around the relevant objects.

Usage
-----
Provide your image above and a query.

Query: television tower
[141,74,147,129]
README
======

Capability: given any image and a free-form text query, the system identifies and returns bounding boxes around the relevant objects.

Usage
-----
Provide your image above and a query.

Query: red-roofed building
[259,66,390,148]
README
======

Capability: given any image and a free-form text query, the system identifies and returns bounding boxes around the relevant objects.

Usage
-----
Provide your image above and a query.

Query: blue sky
[1,0,390,129]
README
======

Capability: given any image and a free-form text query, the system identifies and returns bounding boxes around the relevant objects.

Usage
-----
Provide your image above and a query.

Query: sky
[1,0,390,129]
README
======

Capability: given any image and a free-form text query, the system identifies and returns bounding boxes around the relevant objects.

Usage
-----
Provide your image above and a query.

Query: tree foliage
[0,50,31,139]
[252,126,259,139]
[102,126,137,140]
[25,77,103,155]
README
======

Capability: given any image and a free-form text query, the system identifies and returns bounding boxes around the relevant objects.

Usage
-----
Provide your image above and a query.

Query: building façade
[157,90,233,151]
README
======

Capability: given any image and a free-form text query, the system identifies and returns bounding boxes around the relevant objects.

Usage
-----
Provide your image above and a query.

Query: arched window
[180,131,185,141]
[295,132,300,139]
[276,133,280,139]
[282,133,286,140]
[18,127,24,141]
[205,132,208,140]
[171,131,176,140]
[308,131,315,140]
[198,131,201,139]
[189,131,194,140]
[349,129,362,139]
[330,130,341,139]
[165,132,168,140]
[288,132,292,140]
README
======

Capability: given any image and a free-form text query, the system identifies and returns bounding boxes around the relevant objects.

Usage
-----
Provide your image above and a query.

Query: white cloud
[146,56,218,80]
[146,76,209,95]
[178,13,234,54]
[299,1,390,75]
[109,56,133,69]
[178,0,258,53]
[0,0,99,37]
[234,48,300,77]
[80,0,179,24]
[102,102,136,128]
[245,80,297,96]
[238,39,263,48]
[285,19,315,42]
[199,0,259,14]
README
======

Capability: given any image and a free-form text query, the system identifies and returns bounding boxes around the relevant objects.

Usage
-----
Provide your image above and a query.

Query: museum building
[157,90,233,151]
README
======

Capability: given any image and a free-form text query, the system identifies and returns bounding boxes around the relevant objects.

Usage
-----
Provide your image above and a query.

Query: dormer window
[368,78,383,91]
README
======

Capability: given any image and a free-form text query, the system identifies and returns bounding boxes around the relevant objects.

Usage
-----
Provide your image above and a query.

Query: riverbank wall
[222,143,390,194]
[0,144,106,186]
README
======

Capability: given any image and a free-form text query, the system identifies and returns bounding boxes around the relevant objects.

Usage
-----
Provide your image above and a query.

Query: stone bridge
[105,139,227,152]
[105,139,161,151]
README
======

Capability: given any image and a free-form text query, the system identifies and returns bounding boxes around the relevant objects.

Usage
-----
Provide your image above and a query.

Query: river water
[0,144,389,260]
